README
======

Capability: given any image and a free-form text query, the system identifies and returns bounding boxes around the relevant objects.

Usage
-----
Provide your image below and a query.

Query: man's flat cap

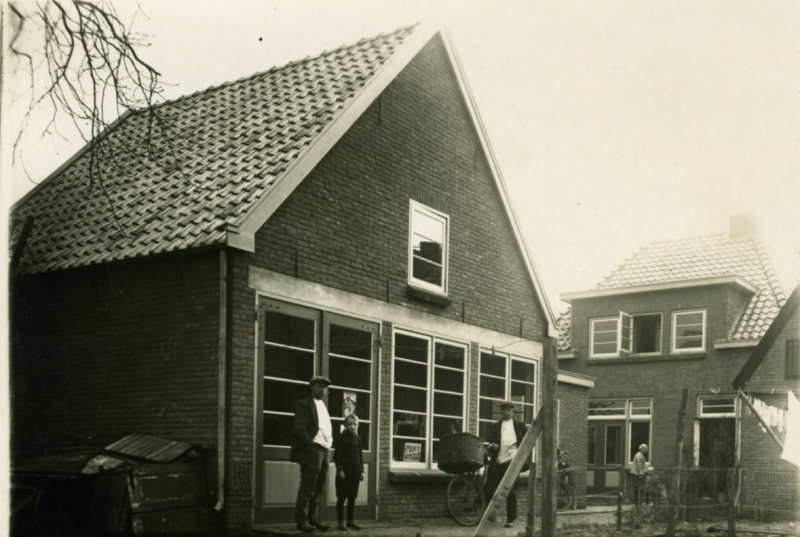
[500,400,516,409]
[309,376,331,386]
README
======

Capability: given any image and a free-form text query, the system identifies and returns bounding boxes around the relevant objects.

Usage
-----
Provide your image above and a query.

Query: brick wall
[225,33,549,528]
[11,251,221,460]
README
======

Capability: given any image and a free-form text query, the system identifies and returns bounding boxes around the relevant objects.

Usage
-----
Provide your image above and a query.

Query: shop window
[478,350,537,441]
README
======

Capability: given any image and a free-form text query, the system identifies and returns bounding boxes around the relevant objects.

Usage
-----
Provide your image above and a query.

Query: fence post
[727,468,736,537]
[526,462,537,537]
[616,485,623,531]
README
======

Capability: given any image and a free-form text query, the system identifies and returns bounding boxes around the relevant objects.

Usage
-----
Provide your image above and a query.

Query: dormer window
[590,312,663,358]
[672,310,706,353]
[408,201,449,294]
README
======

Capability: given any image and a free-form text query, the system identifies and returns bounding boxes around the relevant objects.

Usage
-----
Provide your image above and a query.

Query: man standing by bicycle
[484,400,527,528]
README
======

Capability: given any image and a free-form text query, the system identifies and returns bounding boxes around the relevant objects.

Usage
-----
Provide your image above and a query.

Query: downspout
[215,249,228,511]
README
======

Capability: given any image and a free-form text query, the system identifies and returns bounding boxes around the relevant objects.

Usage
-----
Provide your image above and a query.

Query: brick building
[10,23,593,530]
[556,214,799,516]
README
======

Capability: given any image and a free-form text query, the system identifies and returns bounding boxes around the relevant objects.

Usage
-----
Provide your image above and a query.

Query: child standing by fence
[334,413,364,531]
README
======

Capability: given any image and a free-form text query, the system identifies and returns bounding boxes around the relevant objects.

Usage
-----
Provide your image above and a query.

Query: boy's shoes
[347,522,363,531]
[311,521,331,531]
[337,522,348,531]
[297,522,315,532]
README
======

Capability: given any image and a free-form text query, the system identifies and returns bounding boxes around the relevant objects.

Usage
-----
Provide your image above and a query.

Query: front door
[587,420,625,494]
[254,298,379,525]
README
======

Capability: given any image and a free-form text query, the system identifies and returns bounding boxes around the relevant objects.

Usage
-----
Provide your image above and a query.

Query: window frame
[590,316,621,358]
[408,200,450,295]
[698,395,737,418]
[390,328,468,470]
[588,398,653,465]
[671,309,707,354]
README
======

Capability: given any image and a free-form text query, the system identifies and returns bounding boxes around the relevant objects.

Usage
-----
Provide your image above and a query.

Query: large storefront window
[391,330,467,469]
[478,350,537,441]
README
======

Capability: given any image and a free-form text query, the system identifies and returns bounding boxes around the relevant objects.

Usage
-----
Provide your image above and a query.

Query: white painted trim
[560,275,758,303]
[714,338,760,349]
[558,351,578,360]
[249,265,542,358]
[408,200,449,294]
[439,27,558,337]
[556,372,595,389]
[233,23,439,243]
[590,316,619,358]
[672,309,707,354]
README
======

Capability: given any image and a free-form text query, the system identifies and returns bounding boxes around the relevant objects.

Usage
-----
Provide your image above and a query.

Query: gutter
[215,249,228,511]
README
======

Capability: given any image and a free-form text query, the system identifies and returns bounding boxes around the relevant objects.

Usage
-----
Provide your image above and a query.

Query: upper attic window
[408,201,449,294]
[672,310,706,353]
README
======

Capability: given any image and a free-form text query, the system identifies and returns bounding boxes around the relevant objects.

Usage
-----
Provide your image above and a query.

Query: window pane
[605,425,622,465]
[593,331,618,344]
[264,379,307,413]
[675,325,704,338]
[393,413,426,438]
[587,424,596,465]
[331,421,370,452]
[701,397,735,415]
[434,392,463,417]
[675,336,703,349]
[676,312,704,326]
[592,342,617,355]
[263,413,293,447]
[393,386,427,413]
[620,314,632,352]
[434,416,463,440]
[629,422,650,463]
[264,312,314,349]
[264,345,314,381]
[480,353,506,377]
[593,319,618,332]
[511,360,535,381]
[393,438,426,463]
[328,388,370,421]
[395,334,429,363]
[413,236,443,265]
[413,210,445,244]
[589,400,625,416]
[412,257,443,286]
[395,360,428,388]
[480,376,505,399]
[479,421,493,441]
[330,325,372,360]
[329,356,370,390]
[511,381,535,405]
[630,399,652,416]
[480,398,503,422]
[435,343,465,370]
[518,403,535,424]
[434,368,463,393]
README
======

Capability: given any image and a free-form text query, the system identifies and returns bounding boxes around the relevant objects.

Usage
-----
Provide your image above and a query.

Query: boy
[334,413,364,531]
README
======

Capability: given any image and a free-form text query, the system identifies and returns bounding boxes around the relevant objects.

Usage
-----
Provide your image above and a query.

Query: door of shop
[587,420,626,495]
[254,298,379,526]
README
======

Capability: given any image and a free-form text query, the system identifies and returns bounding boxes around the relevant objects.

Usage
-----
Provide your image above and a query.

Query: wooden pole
[727,468,736,537]
[541,337,558,537]
[737,390,784,450]
[616,486,622,531]
[666,388,689,537]
[526,462,537,537]
[474,411,544,537]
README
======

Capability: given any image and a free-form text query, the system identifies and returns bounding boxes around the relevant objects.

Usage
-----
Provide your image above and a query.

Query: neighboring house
[556,214,799,513]
[10,23,592,531]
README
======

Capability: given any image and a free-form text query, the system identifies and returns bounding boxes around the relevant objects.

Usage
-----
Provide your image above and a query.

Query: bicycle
[439,432,489,526]
[557,448,576,511]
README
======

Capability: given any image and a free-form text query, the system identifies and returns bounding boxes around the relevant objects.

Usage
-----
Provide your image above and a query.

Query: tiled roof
[558,234,799,351]
[556,308,572,352]
[11,25,417,275]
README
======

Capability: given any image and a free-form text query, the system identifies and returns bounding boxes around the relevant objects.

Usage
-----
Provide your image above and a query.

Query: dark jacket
[291,396,321,465]
[333,429,364,477]
[488,418,528,469]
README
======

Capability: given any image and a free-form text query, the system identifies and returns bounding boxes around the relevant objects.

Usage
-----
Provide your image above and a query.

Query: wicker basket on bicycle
[437,432,484,475]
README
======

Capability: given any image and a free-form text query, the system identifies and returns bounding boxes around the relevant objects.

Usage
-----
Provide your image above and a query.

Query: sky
[3,0,800,314]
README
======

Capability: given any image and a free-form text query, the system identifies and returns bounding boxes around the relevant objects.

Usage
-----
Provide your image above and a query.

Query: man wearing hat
[484,400,528,528]
[291,376,334,532]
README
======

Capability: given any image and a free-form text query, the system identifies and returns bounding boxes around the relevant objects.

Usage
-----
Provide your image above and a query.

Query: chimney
[728,212,759,241]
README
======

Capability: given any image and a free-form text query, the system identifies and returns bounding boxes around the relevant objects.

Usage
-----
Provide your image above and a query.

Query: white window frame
[478,349,539,458]
[694,395,739,467]
[590,312,633,358]
[390,328,467,470]
[408,200,450,295]
[590,317,620,358]
[671,309,707,354]
[588,398,653,465]
[698,395,737,418]
[631,312,663,355]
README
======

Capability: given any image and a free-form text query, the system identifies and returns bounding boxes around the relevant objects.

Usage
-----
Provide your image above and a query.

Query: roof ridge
[150,22,420,113]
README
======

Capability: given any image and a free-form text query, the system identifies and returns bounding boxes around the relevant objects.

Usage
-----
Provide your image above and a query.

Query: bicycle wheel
[447,474,485,526]
[557,479,575,511]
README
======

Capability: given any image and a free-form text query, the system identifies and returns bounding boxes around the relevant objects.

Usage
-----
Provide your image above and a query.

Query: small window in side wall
[672,310,706,353]
[786,338,800,379]
[408,201,449,294]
